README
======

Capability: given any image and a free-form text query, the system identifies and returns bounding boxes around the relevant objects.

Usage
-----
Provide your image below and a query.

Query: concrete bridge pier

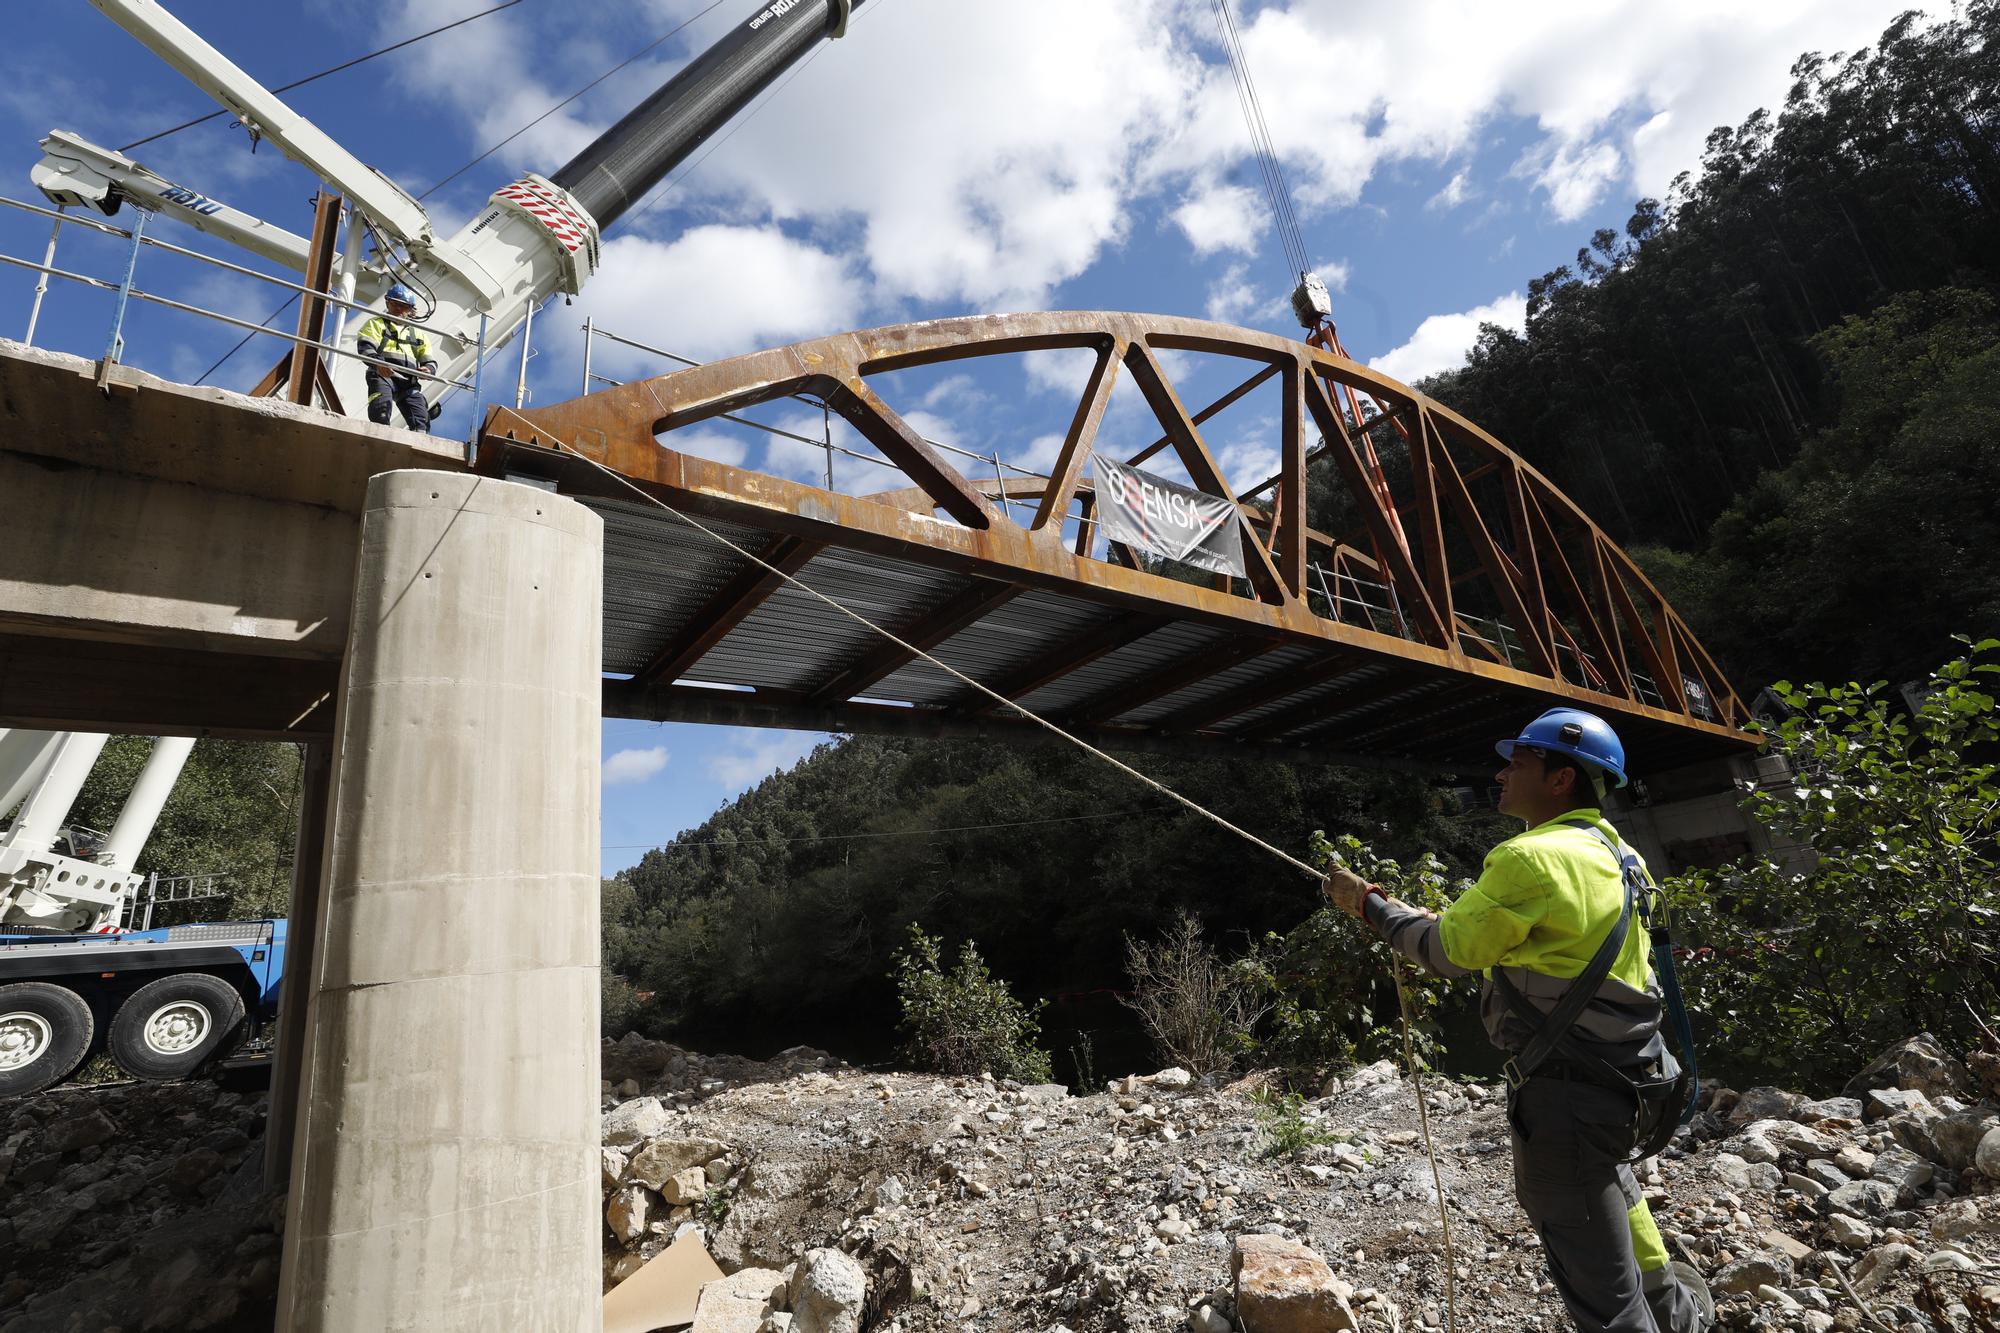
[275,472,604,1331]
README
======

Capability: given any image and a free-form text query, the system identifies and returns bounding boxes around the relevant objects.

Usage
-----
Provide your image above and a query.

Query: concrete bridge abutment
[274,472,604,1331]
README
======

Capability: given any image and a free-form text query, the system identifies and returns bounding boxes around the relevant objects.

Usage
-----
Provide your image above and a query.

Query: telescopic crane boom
[66,0,860,418]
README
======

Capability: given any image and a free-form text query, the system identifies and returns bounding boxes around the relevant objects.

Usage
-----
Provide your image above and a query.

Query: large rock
[1794,1096,1863,1123]
[1863,1087,1938,1123]
[606,1185,653,1244]
[792,1247,867,1333]
[1867,1145,1933,1203]
[603,1097,672,1148]
[1977,1126,2000,1181]
[1232,1235,1358,1333]
[41,1108,119,1154]
[1712,1153,1783,1192]
[1713,1254,1792,1295]
[628,1137,731,1190]
[662,1166,709,1207]
[691,1267,787,1333]
[1825,1180,1898,1219]
[1930,1112,1999,1171]
[1850,1243,1920,1295]
[1728,1087,1802,1124]
[1843,1034,1972,1101]
[602,1031,681,1085]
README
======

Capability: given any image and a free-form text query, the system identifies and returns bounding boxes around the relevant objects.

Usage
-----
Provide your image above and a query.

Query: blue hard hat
[1496,707,1628,788]
[384,282,415,306]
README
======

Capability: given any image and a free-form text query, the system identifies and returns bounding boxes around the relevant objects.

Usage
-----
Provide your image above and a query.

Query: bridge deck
[477,312,1753,778]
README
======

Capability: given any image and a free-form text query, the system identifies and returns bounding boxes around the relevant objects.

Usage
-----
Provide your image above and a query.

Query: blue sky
[0,0,1935,871]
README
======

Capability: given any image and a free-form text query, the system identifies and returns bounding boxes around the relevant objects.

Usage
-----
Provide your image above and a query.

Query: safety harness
[1495,818,1700,1161]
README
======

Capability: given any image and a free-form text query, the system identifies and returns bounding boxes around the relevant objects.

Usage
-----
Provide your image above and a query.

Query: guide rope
[541,440,1462,1331]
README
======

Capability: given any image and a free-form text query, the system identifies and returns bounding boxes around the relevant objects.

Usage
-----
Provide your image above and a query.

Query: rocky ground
[1,1035,1997,1331]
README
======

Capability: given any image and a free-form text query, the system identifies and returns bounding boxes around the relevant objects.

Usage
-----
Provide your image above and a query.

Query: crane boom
[71,0,863,422]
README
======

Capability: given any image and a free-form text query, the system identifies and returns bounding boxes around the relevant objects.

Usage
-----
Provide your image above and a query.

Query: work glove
[1321,864,1377,920]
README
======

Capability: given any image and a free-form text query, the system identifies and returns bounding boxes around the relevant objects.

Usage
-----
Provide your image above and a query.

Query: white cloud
[1427,169,1474,213]
[1371,292,1527,385]
[603,745,669,785]
[706,731,823,792]
[1204,263,1260,323]
[1172,184,1264,256]
[1022,348,1100,397]
[573,226,864,363]
[1525,140,1625,222]
[387,0,1944,332]
[660,428,749,468]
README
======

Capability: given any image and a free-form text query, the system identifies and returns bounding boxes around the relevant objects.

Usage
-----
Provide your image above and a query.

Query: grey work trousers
[1508,1076,1708,1332]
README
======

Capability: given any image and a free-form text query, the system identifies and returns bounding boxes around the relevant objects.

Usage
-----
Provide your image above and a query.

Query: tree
[68,737,303,922]
[1670,642,2000,1090]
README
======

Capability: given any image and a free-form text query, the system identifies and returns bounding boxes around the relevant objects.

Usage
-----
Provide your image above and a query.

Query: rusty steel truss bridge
[476,311,1751,778]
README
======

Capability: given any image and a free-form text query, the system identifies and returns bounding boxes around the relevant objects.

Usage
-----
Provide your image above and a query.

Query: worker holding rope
[1324,708,1714,1333]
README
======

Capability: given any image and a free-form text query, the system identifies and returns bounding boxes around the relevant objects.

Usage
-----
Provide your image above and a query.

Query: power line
[119,1,527,152]
[606,803,1170,852]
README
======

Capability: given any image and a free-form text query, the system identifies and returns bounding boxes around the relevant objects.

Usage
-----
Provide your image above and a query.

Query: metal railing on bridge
[2,194,501,420]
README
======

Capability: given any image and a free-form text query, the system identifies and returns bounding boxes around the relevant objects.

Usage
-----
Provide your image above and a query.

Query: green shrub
[1670,641,2000,1090]
[891,924,1053,1082]
[1241,832,1466,1086]
[1248,1087,1338,1158]
[1121,912,1269,1077]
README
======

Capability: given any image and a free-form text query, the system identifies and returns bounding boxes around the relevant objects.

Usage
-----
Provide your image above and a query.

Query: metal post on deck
[822,402,834,491]
[580,317,594,396]
[514,299,535,410]
[102,210,146,367]
[23,206,64,346]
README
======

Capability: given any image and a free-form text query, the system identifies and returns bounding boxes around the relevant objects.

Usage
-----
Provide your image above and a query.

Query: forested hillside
[606,4,2000,1067]
[1423,3,1999,684]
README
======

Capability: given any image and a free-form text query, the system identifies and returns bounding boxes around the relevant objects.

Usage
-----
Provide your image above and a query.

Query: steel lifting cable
[542,439,1463,1332]
[1209,0,1311,281]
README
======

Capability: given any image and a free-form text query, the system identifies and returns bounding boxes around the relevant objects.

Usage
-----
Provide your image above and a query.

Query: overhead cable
[119,1,527,152]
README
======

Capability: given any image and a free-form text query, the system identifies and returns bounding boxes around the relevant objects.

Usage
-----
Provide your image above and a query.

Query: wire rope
[1208,0,1312,281]
[119,1,527,152]
[536,426,1461,1326]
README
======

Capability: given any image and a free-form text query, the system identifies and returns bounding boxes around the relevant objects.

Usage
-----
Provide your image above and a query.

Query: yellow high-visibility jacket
[355,315,435,373]
[1368,808,1665,1062]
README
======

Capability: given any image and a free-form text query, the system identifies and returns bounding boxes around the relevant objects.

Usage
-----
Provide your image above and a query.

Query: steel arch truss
[478,311,1748,774]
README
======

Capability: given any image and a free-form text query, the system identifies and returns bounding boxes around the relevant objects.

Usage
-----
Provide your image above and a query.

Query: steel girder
[475,311,1750,775]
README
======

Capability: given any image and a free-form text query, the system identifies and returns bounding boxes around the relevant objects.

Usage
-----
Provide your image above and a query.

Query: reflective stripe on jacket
[355,314,434,369]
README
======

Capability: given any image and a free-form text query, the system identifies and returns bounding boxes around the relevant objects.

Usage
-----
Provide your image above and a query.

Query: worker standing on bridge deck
[356,283,437,433]
[1323,708,1713,1333]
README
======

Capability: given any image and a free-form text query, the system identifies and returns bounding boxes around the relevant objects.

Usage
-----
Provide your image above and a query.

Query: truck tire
[108,973,246,1081]
[0,982,94,1096]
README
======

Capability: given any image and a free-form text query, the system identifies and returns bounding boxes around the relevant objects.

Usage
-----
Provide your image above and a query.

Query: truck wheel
[108,974,246,1081]
[0,982,94,1096]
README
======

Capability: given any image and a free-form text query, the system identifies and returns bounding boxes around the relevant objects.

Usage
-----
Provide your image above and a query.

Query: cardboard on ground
[603,1229,727,1333]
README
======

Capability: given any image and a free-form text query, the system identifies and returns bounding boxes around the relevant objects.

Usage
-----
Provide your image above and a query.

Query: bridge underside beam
[482,310,1752,778]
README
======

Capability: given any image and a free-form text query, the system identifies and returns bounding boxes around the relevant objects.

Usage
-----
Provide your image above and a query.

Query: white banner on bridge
[1090,454,1245,577]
